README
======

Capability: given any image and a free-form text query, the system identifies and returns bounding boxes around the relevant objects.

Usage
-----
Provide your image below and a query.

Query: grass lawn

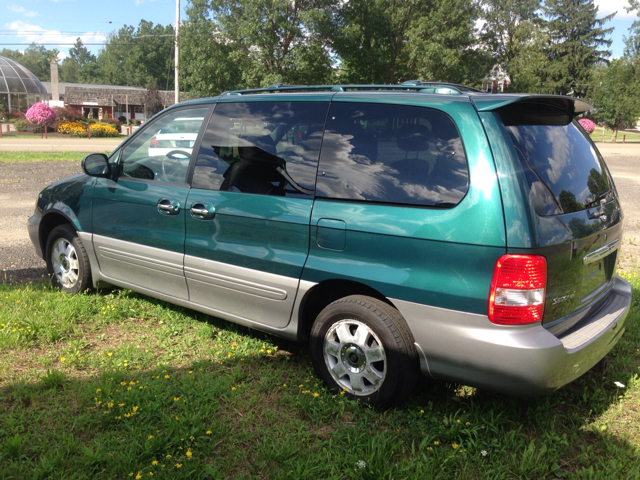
[590,129,640,143]
[0,152,97,163]
[0,272,639,478]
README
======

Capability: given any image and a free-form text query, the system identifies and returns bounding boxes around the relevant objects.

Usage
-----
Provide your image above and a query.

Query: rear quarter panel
[303,95,506,314]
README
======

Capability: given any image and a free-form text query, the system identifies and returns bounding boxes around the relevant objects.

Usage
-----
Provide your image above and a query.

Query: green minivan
[28,83,632,406]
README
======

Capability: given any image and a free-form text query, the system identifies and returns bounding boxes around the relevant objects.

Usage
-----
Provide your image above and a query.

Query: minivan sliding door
[184,99,331,328]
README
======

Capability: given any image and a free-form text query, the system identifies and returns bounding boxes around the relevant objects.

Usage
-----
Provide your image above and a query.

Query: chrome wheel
[50,238,80,289]
[323,319,386,395]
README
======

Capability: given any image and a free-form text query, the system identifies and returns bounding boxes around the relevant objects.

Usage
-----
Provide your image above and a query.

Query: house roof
[40,81,176,106]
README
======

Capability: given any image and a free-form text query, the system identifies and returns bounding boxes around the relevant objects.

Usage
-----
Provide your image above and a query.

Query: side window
[119,107,209,183]
[315,103,469,207]
[192,101,329,197]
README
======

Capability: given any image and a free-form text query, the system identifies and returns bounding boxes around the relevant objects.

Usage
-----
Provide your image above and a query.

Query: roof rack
[401,81,485,93]
[221,82,487,96]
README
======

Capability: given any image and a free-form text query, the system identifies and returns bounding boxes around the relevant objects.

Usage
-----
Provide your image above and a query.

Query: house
[481,65,511,93]
[41,81,176,122]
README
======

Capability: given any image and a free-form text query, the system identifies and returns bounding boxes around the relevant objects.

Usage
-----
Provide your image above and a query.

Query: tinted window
[504,121,611,216]
[315,103,469,207]
[119,107,209,183]
[192,102,329,197]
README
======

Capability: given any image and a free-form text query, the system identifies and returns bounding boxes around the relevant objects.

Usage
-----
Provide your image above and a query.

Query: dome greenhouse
[0,55,49,113]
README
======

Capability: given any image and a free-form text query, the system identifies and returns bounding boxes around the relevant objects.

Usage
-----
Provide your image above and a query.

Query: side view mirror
[82,153,110,177]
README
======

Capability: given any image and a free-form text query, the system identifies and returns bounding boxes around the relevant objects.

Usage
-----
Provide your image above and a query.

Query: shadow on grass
[0,284,639,479]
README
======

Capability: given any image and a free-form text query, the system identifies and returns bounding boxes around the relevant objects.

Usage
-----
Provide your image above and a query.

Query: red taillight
[488,255,547,325]
[150,136,159,147]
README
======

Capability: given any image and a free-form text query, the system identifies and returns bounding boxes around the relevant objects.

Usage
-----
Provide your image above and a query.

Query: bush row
[58,122,119,137]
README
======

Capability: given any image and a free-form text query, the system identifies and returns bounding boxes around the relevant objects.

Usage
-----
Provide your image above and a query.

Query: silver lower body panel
[391,275,632,396]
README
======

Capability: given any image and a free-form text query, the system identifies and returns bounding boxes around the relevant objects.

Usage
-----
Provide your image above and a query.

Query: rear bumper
[392,275,632,396]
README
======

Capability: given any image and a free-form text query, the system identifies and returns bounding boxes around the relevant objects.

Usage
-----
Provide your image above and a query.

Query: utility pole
[175,0,180,105]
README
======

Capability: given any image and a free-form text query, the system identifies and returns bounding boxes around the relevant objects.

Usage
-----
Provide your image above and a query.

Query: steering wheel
[161,150,191,182]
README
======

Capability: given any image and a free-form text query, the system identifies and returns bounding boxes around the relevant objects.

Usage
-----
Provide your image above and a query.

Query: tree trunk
[611,129,617,143]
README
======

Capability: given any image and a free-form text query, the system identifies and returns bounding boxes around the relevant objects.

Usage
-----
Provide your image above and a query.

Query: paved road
[0,137,124,152]
[0,143,638,284]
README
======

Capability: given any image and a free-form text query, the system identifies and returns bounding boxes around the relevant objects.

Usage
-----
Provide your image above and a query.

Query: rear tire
[310,295,418,407]
[45,225,92,294]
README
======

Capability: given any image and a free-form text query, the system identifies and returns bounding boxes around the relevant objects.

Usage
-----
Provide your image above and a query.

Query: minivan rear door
[183,97,331,328]
[478,97,623,334]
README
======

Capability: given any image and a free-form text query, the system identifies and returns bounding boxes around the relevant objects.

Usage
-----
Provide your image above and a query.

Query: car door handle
[190,202,216,220]
[157,198,181,215]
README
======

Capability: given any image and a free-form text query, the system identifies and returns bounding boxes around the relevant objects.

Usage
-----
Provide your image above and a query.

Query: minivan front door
[91,106,210,299]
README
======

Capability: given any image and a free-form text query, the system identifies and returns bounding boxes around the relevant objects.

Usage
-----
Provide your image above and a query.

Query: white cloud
[3,21,107,46]
[57,51,67,62]
[594,0,638,18]
[7,5,38,17]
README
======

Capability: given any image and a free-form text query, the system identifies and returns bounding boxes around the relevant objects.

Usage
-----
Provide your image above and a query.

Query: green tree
[184,0,334,90]
[325,0,488,85]
[1,44,60,81]
[407,0,491,85]
[542,0,614,96]
[98,21,175,89]
[59,38,100,83]
[180,0,245,97]
[589,58,640,142]
[144,79,165,116]
[502,24,549,92]
[480,0,541,90]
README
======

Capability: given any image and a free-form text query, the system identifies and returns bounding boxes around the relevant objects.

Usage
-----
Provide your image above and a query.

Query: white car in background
[148,117,205,157]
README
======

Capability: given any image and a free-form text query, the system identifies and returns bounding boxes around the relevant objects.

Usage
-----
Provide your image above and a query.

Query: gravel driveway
[0,160,82,284]
[1,152,639,285]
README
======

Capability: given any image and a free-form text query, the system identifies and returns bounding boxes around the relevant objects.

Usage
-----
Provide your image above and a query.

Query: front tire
[45,225,92,294]
[310,295,418,407]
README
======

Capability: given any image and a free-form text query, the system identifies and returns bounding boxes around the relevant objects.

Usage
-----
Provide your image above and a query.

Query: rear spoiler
[471,95,591,117]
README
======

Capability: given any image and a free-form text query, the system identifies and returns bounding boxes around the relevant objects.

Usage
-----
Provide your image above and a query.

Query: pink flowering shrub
[25,102,57,127]
[578,118,596,134]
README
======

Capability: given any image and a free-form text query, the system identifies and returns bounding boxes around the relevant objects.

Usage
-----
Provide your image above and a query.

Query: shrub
[89,123,119,137]
[578,118,596,134]
[118,116,127,123]
[58,121,88,137]
[52,106,80,123]
[0,110,23,121]
[14,119,30,132]
[102,118,122,133]
[25,102,57,129]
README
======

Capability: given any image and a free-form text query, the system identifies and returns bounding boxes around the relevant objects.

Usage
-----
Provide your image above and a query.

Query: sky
[1,0,639,62]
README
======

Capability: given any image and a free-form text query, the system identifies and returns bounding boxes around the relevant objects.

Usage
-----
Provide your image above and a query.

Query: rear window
[315,102,469,207]
[504,121,611,216]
